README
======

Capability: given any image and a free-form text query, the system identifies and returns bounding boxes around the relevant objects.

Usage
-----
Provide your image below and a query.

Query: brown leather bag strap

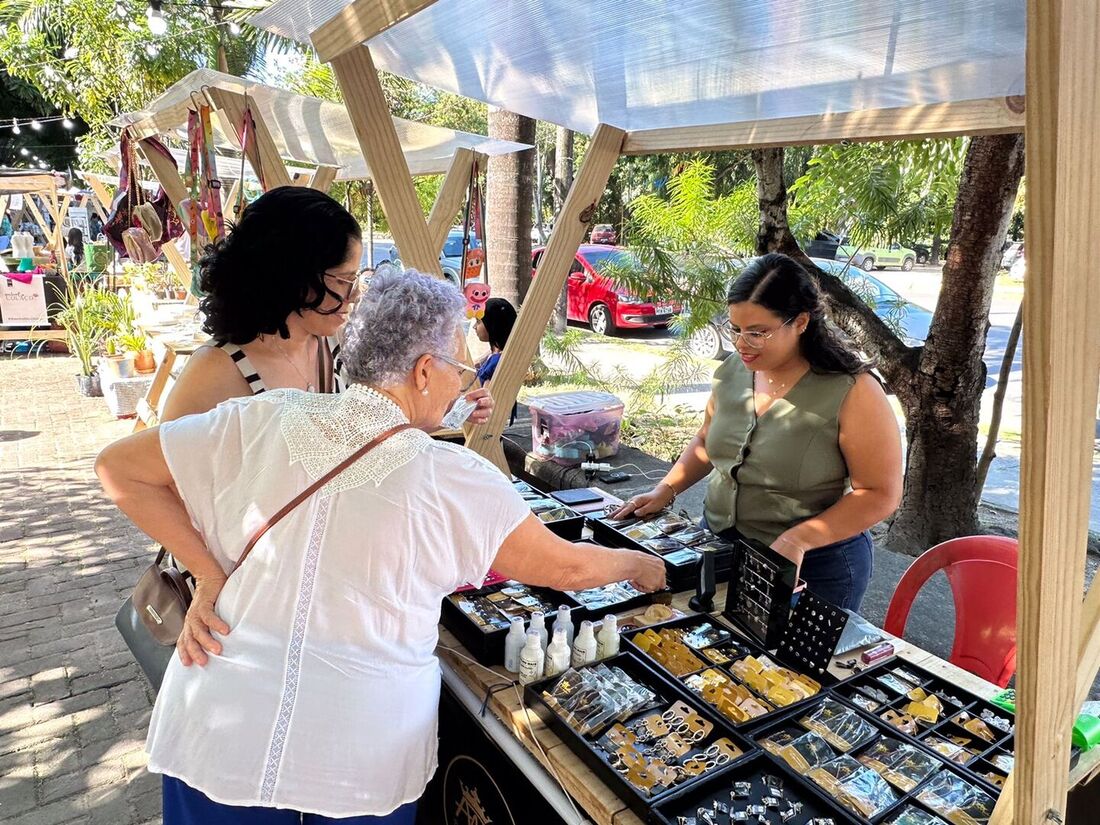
[231,423,413,574]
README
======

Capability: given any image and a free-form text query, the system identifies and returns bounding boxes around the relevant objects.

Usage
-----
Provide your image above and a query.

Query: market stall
[249,1,1100,823]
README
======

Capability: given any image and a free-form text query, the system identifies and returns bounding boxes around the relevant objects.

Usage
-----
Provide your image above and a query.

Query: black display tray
[750,701,1001,824]
[650,751,858,825]
[513,479,586,540]
[831,661,1016,797]
[588,512,735,592]
[721,537,798,649]
[621,614,828,731]
[524,651,756,821]
[440,581,584,666]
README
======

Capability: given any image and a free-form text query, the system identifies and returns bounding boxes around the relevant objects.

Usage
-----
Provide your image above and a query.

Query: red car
[532,245,680,335]
[589,224,618,244]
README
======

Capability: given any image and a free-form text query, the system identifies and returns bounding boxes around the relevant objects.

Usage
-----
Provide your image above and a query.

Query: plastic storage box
[529,391,624,466]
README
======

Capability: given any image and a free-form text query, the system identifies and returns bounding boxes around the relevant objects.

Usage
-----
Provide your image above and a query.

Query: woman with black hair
[473,296,517,384]
[66,227,84,268]
[615,253,902,610]
[161,186,493,426]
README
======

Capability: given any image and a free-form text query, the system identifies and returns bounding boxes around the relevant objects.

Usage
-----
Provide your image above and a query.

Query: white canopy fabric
[111,69,531,179]
[103,144,314,186]
[251,0,1026,137]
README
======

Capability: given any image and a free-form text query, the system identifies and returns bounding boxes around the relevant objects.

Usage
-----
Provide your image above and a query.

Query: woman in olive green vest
[616,253,902,610]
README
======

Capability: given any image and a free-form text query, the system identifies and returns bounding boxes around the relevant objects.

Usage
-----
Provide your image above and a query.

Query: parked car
[589,224,618,245]
[531,244,680,335]
[385,228,483,287]
[835,241,917,272]
[685,257,933,359]
[904,241,932,265]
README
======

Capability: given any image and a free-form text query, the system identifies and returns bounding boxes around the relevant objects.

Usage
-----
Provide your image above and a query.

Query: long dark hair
[67,227,84,264]
[199,186,361,344]
[727,253,869,375]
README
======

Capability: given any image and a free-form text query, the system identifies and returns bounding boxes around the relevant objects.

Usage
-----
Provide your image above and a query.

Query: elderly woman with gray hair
[95,269,665,825]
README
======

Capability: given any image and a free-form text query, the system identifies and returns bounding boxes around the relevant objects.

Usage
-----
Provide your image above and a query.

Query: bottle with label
[503,616,526,673]
[596,615,619,659]
[552,605,574,649]
[529,611,548,650]
[544,627,571,678]
[518,630,546,685]
[571,620,597,668]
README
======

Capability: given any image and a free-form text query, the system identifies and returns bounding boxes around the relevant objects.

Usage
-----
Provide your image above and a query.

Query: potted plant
[119,331,155,374]
[51,282,106,396]
[95,291,141,380]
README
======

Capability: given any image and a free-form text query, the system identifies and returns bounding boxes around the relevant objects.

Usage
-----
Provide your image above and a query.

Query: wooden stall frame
[309,4,1100,822]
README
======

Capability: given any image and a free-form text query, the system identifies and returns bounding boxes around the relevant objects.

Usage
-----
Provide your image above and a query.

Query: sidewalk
[0,357,159,825]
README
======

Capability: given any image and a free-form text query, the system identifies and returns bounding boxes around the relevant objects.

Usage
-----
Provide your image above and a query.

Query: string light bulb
[62,117,75,130]
[11,119,20,135]
[147,1,168,36]
[30,120,42,131]
[19,148,29,156]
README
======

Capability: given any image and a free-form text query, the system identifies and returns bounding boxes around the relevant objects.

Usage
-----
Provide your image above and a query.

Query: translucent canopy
[104,144,314,185]
[252,0,1025,137]
[112,69,531,179]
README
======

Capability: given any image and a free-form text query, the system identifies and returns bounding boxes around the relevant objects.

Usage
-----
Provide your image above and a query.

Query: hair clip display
[857,737,942,792]
[806,754,899,820]
[567,580,648,613]
[915,771,996,825]
[800,699,876,752]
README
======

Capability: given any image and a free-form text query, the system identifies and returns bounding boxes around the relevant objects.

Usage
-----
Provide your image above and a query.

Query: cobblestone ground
[0,356,161,825]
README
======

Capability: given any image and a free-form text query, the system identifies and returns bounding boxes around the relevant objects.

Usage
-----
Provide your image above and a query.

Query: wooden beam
[312,0,442,63]
[309,165,339,193]
[426,148,477,254]
[622,96,1026,155]
[205,88,294,191]
[327,46,441,276]
[136,139,188,208]
[465,124,626,470]
[991,2,1100,824]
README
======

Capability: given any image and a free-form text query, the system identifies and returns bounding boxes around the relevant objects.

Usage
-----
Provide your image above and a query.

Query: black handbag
[115,423,412,691]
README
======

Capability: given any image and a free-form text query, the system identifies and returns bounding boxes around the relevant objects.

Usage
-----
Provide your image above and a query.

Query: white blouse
[147,385,530,817]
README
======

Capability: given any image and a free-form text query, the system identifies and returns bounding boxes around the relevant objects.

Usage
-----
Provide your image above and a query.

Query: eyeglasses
[730,317,795,350]
[435,353,480,393]
[324,271,364,302]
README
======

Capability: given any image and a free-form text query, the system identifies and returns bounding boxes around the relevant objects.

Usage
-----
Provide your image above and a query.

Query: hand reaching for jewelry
[611,483,676,520]
[178,574,230,667]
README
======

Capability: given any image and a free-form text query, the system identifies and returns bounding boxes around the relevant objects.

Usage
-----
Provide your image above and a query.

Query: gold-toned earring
[421,388,429,396]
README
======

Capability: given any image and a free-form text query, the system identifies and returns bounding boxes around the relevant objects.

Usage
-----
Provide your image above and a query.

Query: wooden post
[137,139,188,207]
[326,46,442,276]
[205,88,295,191]
[465,124,625,470]
[427,149,477,253]
[309,166,339,192]
[991,1,1100,823]
[84,175,115,217]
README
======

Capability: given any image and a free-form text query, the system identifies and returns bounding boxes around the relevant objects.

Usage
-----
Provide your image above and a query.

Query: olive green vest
[703,356,855,545]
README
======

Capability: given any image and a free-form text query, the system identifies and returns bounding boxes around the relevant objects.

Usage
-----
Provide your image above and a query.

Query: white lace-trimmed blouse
[146,384,530,817]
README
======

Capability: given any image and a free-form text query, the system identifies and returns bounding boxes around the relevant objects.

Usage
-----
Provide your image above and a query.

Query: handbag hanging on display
[115,423,412,691]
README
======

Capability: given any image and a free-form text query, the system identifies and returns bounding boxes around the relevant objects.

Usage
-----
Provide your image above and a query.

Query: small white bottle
[597,615,620,660]
[529,611,549,651]
[552,605,575,649]
[544,627,571,678]
[503,616,526,674]
[518,631,546,685]
[571,620,598,668]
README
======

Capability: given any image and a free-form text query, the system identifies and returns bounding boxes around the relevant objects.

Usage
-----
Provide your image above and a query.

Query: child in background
[474,297,517,384]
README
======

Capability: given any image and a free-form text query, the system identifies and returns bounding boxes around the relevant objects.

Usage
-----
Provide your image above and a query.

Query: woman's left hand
[465,387,494,425]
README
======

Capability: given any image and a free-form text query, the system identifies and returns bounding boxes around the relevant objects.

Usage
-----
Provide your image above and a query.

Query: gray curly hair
[342,268,467,388]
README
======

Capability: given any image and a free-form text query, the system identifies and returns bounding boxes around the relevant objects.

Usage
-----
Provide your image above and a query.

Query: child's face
[475,318,489,343]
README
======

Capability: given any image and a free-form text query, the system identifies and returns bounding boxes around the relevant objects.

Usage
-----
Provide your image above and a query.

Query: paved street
[0,358,159,825]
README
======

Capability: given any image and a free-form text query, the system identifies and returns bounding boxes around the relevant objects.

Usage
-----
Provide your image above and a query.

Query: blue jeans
[702,518,874,612]
[162,776,419,825]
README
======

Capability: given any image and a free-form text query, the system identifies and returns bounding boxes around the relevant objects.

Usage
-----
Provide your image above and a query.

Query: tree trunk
[534,143,546,245]
[752,148,805,258]
[930,231,943,265]
[886,134,1025,552]
[486,108,536,306]
[551,126,574,333]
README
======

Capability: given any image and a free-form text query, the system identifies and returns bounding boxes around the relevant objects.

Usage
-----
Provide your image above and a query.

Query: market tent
[111,68,531,180]
[247,3,1100,825]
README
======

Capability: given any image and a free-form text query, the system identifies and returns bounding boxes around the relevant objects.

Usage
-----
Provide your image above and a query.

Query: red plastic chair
[884,536,1018,688]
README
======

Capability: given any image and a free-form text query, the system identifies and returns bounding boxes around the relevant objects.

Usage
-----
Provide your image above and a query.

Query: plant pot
[100,354,137,380]
[75,374,103,397]
[134,350,157,374]
[174,289,187,300]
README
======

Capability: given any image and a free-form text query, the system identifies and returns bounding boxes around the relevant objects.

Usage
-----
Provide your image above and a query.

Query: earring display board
[778,590,850,681]
[721,539,798,649]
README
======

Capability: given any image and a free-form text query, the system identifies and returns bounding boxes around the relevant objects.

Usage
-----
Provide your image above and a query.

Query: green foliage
[50,281,136,375]
[789,138,965,246]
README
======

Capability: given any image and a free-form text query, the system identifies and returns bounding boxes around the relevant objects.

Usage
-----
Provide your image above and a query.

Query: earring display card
[622,615,824,729]
[721,538,798,649]
[525,652,756,821]
[779,590,849,681]
[831,661,1017,798]
[512,479,586,539]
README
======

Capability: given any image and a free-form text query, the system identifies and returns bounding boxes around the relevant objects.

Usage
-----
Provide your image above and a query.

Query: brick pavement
[1,356,161,825]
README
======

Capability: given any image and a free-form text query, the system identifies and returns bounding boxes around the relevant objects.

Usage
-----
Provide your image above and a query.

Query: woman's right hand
[628,551,668,593]
[612,483,676,520]
[178,574,231,667]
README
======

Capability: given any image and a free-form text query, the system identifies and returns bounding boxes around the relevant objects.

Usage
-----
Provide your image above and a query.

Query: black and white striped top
[215,337,344,395]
